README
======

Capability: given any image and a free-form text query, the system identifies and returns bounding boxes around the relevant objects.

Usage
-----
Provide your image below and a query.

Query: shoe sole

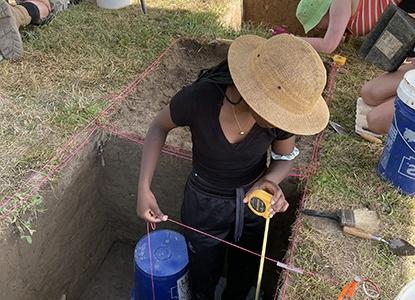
[0,0,22,60]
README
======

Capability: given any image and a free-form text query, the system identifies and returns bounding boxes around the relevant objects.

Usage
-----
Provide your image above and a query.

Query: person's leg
[366,97,395,135]
[360,63,415,106]
[0,0,24,60]
[23,0,51,20]
[222,208,264,300]
[0,0,52,60]
[186,234,226,300]
[181,177,234,300]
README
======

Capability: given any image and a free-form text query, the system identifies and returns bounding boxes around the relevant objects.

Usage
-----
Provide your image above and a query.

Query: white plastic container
[397,69,415,109]
[96,0,131,9]
[395,279,415,300]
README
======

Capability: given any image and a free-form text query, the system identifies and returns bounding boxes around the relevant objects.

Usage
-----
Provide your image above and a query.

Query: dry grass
[283,41,415,299]
[0,0,266,201]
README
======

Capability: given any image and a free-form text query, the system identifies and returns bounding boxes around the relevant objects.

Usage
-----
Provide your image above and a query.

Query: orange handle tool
[337,277,361,300]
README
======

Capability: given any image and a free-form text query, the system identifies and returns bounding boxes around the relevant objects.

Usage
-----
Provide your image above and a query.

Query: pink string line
[146,223,156,300]
[0,127,98,219]
[0,39,178,218]
[97,123,193,161]
[277,61,344,299]
[98,123,308,179]
[165,218,342,287]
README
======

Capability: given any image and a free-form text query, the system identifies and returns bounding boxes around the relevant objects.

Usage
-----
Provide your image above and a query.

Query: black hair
[196,60,243,104]
[196,60,234,86]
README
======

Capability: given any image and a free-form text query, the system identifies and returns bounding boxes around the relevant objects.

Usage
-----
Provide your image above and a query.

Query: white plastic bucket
[395,279,415,300]
[397,69,415,110]
[96,0,131,9]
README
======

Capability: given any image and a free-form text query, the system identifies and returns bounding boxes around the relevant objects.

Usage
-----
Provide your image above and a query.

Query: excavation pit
[0,39,315,300]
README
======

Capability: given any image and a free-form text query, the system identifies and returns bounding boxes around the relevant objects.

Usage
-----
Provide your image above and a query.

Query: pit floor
[78,239,272,300]
[79,242,135,300]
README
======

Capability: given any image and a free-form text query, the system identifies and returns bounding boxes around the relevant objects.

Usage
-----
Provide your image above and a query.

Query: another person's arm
[301,0,352,54]
[244,136,296,217]
[137,106,177,223]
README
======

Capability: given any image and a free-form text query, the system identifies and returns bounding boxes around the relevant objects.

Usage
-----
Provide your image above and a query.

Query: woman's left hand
[243,178,289,218]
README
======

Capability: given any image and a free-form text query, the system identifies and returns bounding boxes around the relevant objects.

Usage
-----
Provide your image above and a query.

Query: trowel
[343,226,415,256]
[329,120,347,135]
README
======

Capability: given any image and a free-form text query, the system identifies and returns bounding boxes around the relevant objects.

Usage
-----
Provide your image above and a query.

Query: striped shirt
[347,0,402,36]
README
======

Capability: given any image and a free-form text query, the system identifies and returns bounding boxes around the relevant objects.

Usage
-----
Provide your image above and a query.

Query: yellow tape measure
[247,189,273,219]
[247,189,273,300]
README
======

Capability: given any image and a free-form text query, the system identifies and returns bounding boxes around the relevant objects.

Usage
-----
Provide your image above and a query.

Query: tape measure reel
[247,190,273,219]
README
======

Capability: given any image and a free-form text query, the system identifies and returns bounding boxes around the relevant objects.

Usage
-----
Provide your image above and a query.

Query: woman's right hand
[137,188,168,223]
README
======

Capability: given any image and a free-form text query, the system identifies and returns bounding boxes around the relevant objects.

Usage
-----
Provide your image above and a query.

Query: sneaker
[0,0,22,60]
[50,0,69,14]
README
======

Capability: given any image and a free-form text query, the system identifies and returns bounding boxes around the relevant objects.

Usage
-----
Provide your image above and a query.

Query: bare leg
[25,0,51,19]
[366,97,395,135]
[361,63,415,106]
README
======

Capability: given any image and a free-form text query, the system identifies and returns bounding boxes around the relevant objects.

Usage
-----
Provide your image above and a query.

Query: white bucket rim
[395,278,415,300]
[397,69,415,110]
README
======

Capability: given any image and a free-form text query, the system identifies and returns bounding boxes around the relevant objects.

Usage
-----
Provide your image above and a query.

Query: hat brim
[228,35,329,136]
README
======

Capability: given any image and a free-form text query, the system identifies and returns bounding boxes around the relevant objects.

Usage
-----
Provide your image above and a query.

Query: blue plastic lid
[135,229,189,277]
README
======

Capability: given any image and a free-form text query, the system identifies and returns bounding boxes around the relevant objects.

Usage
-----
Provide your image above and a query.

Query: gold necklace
[232,105,252,135]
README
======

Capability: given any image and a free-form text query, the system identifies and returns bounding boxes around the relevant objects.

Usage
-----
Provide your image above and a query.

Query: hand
[137,188,168,223]
[271,25,289,36]
[243,178,289,218]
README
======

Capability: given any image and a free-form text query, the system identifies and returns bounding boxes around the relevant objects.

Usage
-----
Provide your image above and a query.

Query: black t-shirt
[170,81,293,188]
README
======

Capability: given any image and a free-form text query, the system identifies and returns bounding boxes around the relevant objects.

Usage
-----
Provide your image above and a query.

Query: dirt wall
[98,135,192,241]
[243,0,304,35]
[0,135,112,300]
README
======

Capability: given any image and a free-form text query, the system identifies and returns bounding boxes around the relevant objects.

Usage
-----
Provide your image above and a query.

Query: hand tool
[301,208,380,233]
[329,120,348,135]
[343,226,415,256]
[338,276,380,299]
[247,189,273,300]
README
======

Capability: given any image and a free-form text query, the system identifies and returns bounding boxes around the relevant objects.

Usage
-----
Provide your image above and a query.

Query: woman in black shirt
[137,34,329,299]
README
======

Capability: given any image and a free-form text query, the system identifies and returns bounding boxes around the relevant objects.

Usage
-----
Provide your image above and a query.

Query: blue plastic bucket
[379,69,415,195]
[132,229,190,300]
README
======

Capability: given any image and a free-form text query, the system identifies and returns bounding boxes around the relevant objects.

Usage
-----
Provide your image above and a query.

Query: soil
[243,0,303,35]
[106,39,230,151]
[79,242,135,300]
[0,134,113,300]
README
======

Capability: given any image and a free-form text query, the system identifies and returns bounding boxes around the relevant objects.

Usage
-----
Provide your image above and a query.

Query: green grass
[284,41,415,299]
[0,0,268,205]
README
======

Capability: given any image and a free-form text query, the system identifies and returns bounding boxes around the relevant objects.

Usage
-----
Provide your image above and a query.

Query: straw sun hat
[228,34,329,136]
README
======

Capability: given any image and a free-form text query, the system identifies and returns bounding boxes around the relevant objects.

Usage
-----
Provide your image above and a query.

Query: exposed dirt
[106,39,230,151]
[79,242,135,300]
[243,0,303,35]
[98,135,192,241]
[0,134,113,300]
[263,177,301,299]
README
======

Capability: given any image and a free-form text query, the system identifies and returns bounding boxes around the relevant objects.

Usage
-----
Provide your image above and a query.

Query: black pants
[181,171,265,300]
